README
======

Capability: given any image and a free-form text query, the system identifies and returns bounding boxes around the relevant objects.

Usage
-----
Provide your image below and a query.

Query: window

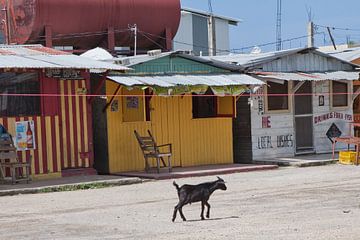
[192,88,235,118]
[332,81,348,107]
[192,89,216,118]
[0,72,40,117]
[121,88,151,122]
[266,81,289,111]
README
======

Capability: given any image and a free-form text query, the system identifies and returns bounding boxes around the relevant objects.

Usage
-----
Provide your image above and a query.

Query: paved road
[1,165,360,240]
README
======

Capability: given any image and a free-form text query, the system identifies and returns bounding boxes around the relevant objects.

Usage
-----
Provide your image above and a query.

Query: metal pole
[134,24,137,56]
[1,4,10,45]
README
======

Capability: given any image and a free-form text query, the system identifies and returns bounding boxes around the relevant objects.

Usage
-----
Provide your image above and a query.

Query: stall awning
[107,74,264,96]
[253,71,360,81]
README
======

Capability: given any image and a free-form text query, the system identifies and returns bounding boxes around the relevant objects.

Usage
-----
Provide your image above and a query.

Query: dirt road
[1,165,360,240]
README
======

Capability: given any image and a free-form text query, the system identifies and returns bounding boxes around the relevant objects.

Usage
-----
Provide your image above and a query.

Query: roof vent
[147,49,162,56]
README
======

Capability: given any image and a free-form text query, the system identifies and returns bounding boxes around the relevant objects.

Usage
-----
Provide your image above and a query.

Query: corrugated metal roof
[0,44,129,72]
[208,47,359,69]
[253,71,360,81]
[107,74,263,87]
[321,47,360,62]
[114,51,244,71]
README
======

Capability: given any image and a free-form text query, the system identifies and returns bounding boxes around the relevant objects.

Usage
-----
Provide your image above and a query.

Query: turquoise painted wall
[130,56,229,74]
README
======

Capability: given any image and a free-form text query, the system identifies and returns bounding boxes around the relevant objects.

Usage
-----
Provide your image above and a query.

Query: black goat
[172,177,227,222]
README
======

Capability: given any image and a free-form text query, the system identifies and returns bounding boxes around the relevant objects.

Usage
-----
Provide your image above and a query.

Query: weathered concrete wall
[250,80,353,160]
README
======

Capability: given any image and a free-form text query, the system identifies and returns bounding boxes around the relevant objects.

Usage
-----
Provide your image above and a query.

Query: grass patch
[39,182,114,193]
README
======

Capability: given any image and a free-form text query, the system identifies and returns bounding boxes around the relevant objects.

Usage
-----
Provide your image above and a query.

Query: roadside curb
[253,159,338,167]
[295,160,339,167]
[0,177,147,197]
[117,165,279,180]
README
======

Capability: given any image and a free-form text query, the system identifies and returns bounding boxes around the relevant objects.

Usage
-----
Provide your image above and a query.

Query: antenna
[208,0,213,14]
[276,0,282,51]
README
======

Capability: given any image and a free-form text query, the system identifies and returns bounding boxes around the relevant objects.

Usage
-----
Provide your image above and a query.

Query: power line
[315,24,360,32]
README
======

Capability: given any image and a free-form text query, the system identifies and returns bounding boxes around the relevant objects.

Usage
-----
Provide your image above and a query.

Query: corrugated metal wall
[106,81,233,173]
[262,52,354,72]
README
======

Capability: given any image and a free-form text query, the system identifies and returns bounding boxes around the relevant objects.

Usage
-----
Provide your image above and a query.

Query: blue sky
[181,0,360,52]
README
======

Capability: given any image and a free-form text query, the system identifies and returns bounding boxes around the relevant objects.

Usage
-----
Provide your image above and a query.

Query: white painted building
[173,7,241,56]
[210,48,360,162]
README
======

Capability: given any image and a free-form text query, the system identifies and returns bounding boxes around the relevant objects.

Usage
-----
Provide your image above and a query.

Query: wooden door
[150,97,182,167]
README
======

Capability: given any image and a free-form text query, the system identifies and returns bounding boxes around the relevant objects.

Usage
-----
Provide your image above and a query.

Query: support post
[107,26,115,53]
[165,27,173,51]
[45,25,53,48]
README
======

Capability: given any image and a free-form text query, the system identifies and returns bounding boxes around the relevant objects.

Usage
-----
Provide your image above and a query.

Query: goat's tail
[173,181,180,192]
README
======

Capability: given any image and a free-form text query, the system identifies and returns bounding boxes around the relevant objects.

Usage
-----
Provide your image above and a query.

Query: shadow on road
[186,216,240,222]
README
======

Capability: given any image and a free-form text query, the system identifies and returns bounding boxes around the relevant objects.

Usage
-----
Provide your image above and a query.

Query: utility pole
[307,22,314,48]
[129,24,137,56]
[208,0,216,56]
[306,7,314,48]
[276,0,282,51]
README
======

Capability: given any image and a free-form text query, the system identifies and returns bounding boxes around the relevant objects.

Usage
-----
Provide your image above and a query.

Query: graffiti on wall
[258,134,294,149]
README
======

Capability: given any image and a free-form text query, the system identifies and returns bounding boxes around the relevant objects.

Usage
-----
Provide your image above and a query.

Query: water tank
[0,0,181,50]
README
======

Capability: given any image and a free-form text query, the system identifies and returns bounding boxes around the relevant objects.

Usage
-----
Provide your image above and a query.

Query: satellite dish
[251,46,262,54]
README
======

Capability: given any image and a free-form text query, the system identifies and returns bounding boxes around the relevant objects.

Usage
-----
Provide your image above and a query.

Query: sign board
[15,120,36,151]
[45,69,84,80]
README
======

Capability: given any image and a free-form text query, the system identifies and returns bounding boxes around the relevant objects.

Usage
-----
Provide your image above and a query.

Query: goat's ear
[217,176,224,181]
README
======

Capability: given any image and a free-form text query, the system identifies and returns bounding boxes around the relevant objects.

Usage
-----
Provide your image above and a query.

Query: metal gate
[294,81,314,153]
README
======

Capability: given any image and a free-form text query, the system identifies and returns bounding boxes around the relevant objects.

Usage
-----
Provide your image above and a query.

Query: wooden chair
[134,130,172,173]
[0,136,31,184]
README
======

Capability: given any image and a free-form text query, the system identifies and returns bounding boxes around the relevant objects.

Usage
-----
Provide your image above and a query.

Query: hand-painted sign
[15,120,36,151]
[45,69,83,80]
[326,123,342,143]
[262,116,271,128]
[258,136,273,149]
[277,134,294,148]
[314,112,352,124]
[126,97,139,109]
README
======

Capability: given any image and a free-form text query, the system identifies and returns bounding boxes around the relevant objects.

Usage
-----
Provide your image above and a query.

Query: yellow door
[150,96,182,167]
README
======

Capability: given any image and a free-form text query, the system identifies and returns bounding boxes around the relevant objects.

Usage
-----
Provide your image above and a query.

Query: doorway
[294,81,314,153]
[233,95,253,163]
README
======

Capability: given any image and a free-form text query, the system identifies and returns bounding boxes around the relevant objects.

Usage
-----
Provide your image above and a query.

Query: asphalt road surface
[1,165,360,240]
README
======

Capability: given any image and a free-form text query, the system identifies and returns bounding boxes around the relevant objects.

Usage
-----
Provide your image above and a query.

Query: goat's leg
[201,201,205,220]
[172,205,178,222]
[179,206,187,221]
[205,202,211,218]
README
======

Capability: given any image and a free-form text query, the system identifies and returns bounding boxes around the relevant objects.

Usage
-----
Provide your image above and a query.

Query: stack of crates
[339,151,357,165]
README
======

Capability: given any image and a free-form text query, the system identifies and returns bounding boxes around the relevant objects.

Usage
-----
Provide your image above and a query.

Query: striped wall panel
[0,79,93,177]
[0,116,60,175]
[59,80,91,169]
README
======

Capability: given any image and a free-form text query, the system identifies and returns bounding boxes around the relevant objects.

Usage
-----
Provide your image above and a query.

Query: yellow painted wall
[106,81,233,173]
